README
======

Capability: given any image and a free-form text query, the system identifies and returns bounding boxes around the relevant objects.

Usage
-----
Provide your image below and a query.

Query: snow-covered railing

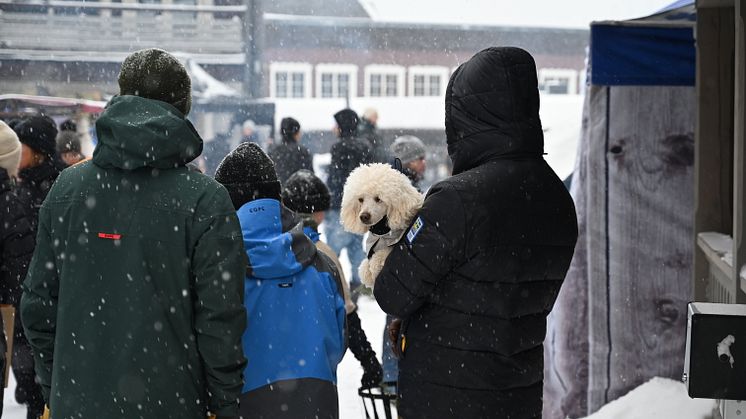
[697,232,746,303]
[0,3,244,55]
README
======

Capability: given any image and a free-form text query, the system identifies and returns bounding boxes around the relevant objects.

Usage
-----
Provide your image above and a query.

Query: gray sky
[360,0,676,29]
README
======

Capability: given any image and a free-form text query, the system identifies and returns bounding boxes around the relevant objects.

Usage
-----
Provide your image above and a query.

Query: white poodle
[340,163,424,290]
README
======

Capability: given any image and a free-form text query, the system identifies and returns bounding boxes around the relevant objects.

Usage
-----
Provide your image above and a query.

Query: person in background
[21,48,247,419]
[56,119,86,166]
[268,117,313,185]
[376,134,429,388]
[373,47,578,419]
[15,115,65,228]
[282,169,384,389]
[326,108,372,301]
[12,114,62,419]
[0,121,35,417]
[390,135,427,191]
[241,119,257,143]
[214,143,347,419]
[358,108,389,163]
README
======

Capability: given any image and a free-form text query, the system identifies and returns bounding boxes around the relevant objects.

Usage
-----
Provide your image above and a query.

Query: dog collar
[369,215,391,235]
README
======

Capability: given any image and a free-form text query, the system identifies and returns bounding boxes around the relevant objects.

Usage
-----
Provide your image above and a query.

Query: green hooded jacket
[21,95,248,418]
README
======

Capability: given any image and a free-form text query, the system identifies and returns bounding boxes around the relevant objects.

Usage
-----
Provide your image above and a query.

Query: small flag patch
[406,217,424,244]
[97,233,122,240]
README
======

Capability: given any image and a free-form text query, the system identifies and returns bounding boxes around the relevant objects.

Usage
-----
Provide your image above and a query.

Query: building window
[315,64,357,98]
[408,66,449,97]
[365,65,405,98]
[270,62,312,98]
[538,68,579,95]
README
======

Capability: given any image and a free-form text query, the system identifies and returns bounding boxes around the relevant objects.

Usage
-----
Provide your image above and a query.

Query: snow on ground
[581,377,717,419]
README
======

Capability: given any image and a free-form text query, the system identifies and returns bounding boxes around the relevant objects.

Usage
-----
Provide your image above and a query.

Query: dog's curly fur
[340,163,424,289]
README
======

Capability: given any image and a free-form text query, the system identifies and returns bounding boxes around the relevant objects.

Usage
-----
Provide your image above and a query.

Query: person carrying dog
[21,48,248,419]
[215,145,347,419]
[281,169,384,389]
[373,47,579,419]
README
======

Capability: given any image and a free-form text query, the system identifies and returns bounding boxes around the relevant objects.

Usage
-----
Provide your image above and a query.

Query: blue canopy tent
[543,3,696,418]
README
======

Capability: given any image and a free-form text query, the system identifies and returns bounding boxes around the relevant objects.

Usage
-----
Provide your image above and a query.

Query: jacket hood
[93,95,203,170]
[445,47,544,175]
[237,199,317,279]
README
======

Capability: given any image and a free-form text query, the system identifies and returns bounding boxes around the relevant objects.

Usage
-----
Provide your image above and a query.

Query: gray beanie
[118,48,192,116]
[0,121,22,178]
[390,135,426,164]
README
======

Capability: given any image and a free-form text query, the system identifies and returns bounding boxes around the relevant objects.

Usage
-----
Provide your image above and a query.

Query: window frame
[314,63,358,99]
[537,68,579,95]
[364,65,405,98]
[269,62,312,99]
[407,66,449,97]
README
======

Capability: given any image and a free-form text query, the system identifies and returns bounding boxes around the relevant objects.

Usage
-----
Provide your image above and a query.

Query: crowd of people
[0,46,577,419]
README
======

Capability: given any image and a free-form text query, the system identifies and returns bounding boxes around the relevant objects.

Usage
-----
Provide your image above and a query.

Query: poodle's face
[341,163,424,235]
[355,193,389,227]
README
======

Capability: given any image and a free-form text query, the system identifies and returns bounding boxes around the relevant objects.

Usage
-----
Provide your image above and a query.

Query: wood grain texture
[602,85,695,407]
[544,90,591,419]
[547,85,696,417]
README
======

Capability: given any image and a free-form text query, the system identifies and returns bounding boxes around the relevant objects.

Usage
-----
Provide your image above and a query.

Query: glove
[40,406,50,419]
[208,414,239,419]
[347,311,383,388]
[388,318,403,359]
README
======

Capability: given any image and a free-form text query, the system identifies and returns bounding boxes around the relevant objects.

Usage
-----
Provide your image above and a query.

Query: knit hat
[118,48,192,116]
[390,135,426,164]
[57,130,81,154]
[60,119,77,132]
[280,117,301,142]
[334,108,358,137]
[0,121,22,178]
[282,169,330,214]
[14,115,58,159]
[214,142,281,209]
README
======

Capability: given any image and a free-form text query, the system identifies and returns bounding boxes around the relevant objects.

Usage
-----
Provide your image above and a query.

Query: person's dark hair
[280,117,301,143]
[334,109,358,137]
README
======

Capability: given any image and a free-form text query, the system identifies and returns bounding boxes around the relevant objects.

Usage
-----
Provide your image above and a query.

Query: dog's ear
[386,183,425,231]
[340,193,368,234]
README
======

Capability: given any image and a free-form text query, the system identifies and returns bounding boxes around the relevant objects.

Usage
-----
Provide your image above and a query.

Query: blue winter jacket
[238,199,346,393]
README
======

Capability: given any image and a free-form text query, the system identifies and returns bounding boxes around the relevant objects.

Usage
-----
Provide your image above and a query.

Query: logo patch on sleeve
[406,217,424,244]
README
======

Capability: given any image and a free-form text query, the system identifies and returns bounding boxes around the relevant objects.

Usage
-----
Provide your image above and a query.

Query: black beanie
[280,117,301,142]
[282,169,330,214]
[14,115,58,158]
[118,48,192,116]
[215,142,282,209]
[334,108,358,137]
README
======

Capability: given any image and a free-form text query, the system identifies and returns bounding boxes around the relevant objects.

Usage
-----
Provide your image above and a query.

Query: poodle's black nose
[360,212,371,224]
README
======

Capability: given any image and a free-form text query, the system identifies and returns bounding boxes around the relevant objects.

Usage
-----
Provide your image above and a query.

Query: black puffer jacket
[374,47,578,419]
[268,140,313,185]
[0,169,34,306]
[0,168,35,383]
[16,159,62,232]
[327,135,371,209]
